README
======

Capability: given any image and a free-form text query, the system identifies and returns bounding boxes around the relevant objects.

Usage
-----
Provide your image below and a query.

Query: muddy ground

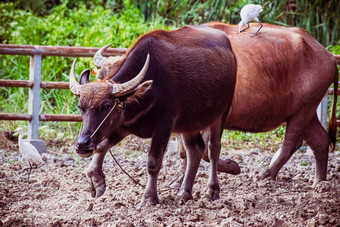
[0,133,339,226]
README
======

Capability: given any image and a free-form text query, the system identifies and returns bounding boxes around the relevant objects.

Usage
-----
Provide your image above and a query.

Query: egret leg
[255,22,263,35]
[240,23,250,33]
[27,162,32,180]
[22,163,38,180]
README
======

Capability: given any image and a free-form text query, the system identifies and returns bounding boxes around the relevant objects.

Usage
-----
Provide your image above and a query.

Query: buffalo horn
[69,58,82,96]
[93,43,111,68]
[112,54,150,97]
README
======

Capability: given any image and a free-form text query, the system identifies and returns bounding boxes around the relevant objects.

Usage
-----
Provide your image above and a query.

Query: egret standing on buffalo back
[238,4,263,35]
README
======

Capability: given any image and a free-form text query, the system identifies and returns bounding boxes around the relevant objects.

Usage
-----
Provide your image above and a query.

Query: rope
[108,149,177,193]
[90,101,118,139]
[109,149,146,188]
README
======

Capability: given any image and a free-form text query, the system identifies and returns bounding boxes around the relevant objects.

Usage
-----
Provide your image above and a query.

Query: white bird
[15,128,44,179]
[239,4,263,35]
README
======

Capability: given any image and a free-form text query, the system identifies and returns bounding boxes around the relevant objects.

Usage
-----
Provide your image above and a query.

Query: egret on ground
[239,4,263,35]
[15,128,44,179]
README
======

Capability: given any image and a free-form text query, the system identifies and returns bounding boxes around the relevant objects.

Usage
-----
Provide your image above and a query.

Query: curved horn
[112,54,150,97]
[93,43,112,68]
[69,58,82,96]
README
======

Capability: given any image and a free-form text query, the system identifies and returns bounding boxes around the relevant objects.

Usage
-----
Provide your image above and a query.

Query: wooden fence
[0,44,339,141]
[0,44,126,140]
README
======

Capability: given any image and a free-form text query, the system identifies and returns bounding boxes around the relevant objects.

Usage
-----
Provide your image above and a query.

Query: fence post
[28,54,46,153]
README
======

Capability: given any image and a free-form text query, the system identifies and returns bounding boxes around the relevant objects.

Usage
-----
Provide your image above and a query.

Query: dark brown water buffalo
[69,25,237,206]
[174,22,338,188]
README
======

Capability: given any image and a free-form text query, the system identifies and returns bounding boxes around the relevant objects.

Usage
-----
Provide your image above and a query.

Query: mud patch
[0,134,339,226]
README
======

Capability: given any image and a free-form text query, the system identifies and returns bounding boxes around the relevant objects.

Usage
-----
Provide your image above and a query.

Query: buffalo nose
[76,135,91,149]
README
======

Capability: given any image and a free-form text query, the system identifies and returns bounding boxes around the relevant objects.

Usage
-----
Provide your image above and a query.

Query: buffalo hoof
[137,194,159,209]
[206,184,220,201]
[89,181,106,198]
[177,188,193,201]
[86,170,106,198]
[260,169,272,180]
[94,182,106,198]
[217,158,241,175]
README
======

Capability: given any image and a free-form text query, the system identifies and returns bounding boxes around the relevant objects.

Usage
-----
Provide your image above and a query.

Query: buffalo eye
[101,103,111,112]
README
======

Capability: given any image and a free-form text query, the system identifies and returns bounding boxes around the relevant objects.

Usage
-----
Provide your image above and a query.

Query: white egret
[239,4,263,35]
[15,128,44,179]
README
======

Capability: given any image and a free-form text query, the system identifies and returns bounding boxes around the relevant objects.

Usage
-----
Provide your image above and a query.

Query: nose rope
[109,149,177,193]
[90,100,118,140]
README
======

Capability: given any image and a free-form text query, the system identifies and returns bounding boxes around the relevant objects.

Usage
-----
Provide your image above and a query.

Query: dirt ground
[0,132,339,227]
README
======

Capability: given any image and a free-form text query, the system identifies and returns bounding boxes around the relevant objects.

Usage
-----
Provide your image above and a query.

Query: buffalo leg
[178,132,205,201]
[303,114,329,186]
[203,123,223,201]
[170,134,240,189]
[261,115,308,180]
[202,131,241,175]
[138,129,171,208]
[169,141,187,189]
[85,139,112,198]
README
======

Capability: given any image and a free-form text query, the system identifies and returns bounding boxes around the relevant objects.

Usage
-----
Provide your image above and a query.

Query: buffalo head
[93,44,125,80]
[69,54,151,158]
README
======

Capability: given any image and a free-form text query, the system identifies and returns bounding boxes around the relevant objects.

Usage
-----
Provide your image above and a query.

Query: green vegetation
[129,0,339,46]
[0,0,339,146]
[0,0,170,138]
[300,161,309,167]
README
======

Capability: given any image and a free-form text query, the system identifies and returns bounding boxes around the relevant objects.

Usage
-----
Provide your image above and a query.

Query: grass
[221,126,285,152]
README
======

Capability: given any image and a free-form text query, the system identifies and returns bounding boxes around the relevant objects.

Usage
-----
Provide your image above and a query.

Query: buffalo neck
[122,91,157,138]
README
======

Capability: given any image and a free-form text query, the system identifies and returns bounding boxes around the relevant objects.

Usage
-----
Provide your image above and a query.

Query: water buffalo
[69,25,237,206]
[175,22,338,187]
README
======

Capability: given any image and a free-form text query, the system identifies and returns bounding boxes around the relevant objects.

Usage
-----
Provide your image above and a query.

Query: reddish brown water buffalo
[175,22,338,188]
[69,25,237,207]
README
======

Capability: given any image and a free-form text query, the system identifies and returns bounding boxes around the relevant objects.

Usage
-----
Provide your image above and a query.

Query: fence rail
[0,113,82,122]
[0,44,127,57]
[0,44,127,140]
[0,44,339,141]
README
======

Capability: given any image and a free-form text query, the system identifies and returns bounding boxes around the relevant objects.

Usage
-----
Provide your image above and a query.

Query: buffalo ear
[79,69,91,85]
[125,80,153,104]
[135,80,153,95]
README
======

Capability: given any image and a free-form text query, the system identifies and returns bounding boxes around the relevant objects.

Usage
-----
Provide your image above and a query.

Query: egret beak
[238,22,243,33]
[13,128,22,136]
